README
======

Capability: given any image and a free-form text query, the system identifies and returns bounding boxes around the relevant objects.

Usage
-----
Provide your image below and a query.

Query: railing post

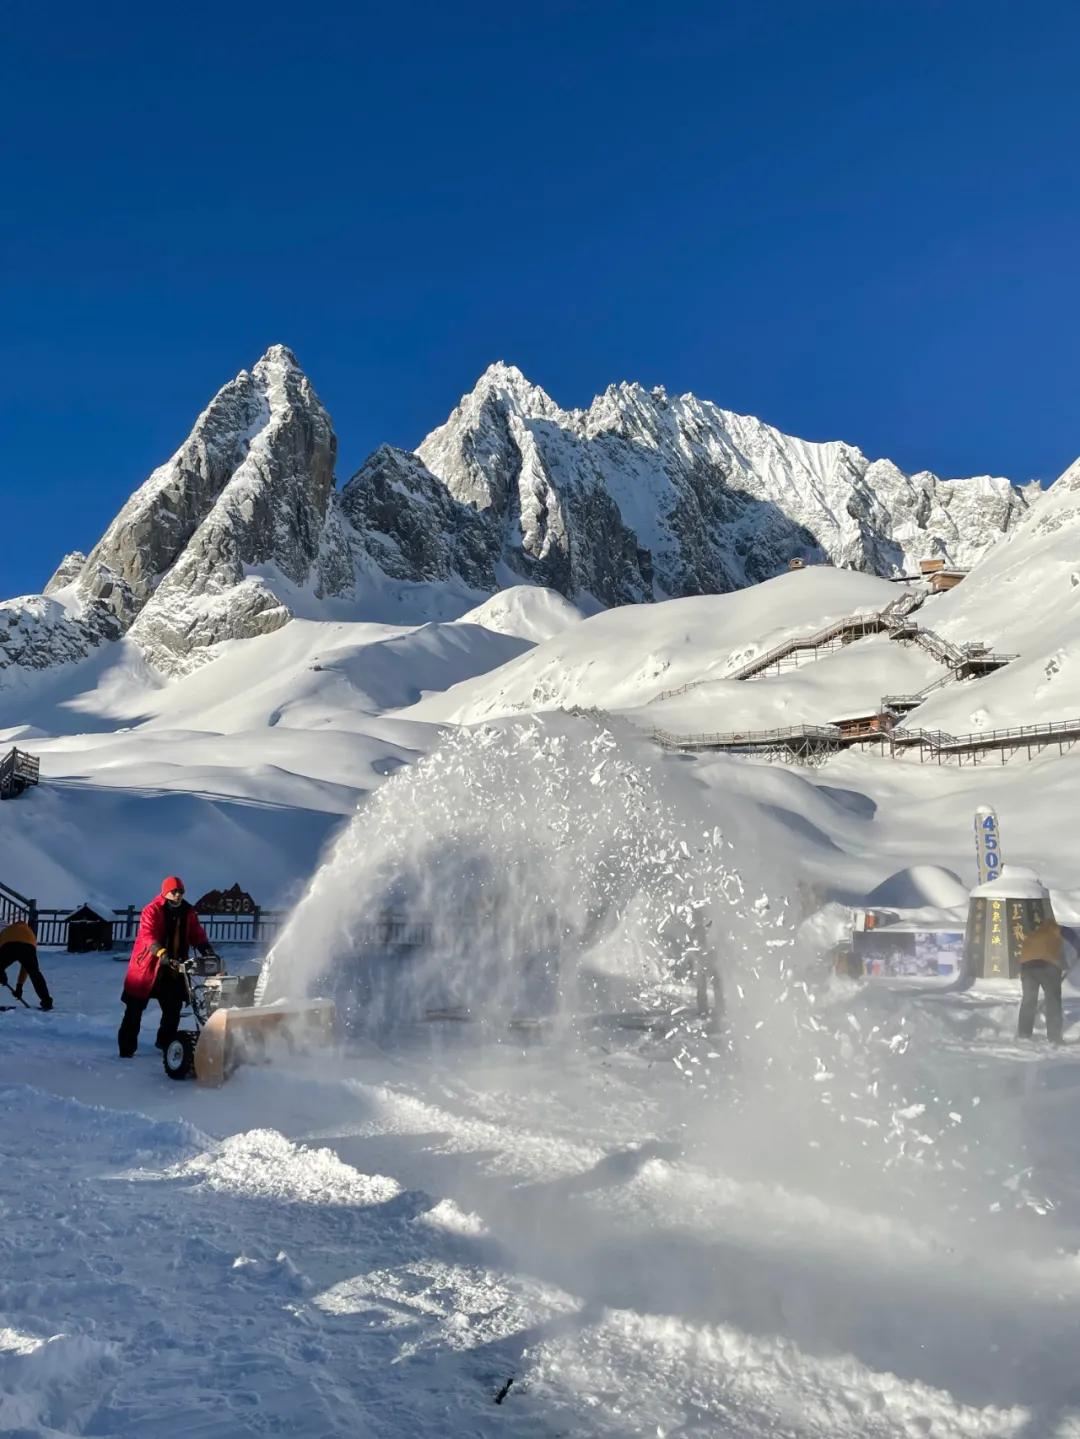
[28,899,38,938]
[252,905,261,943]
[126,905,136,940]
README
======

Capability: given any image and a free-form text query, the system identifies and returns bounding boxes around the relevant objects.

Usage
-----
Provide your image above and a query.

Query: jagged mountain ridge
[1,348,1037,681]
[418,363,1030,601]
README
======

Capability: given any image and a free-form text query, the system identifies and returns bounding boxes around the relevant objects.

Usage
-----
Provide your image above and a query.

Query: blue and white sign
[974,806,1003,885]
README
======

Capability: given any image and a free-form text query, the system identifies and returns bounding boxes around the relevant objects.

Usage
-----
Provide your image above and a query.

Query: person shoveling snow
[118,877,213,1059]
[0,921,53,1011]
[1018,916,1065,1045]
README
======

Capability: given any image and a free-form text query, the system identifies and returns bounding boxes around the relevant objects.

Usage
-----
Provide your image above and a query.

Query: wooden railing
[0,877,33,929]
[0,748,40,800]
[2,894,434,952]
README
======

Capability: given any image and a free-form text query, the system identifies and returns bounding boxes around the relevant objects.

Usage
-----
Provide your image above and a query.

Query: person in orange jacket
[0,921,53,1010]
[117,877,211,1058]
[1018,916,1065,1044]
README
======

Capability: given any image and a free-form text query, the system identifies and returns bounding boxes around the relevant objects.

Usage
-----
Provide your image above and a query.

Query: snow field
[5,562,1080,1435]
[6,952,1080,1438]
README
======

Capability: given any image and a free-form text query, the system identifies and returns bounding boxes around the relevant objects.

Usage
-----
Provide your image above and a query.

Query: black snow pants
[0,941,52,1008]
[1018,960,1064,1044]
[118,965,187,1057]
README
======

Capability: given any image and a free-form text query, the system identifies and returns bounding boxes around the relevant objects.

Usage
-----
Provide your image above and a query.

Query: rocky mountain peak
[2,346,347,680]
[414,364,1030,602]
[1,349,1042,690]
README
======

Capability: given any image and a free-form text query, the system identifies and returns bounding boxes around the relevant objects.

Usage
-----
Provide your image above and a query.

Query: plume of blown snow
[260,714,774,1030]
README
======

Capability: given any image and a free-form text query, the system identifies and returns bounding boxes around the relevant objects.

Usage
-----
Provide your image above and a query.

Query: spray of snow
[263,713,1035,1246]
[262,714,763,1027]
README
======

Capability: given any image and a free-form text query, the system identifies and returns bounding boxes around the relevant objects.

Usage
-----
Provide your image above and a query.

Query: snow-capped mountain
[0,347,1038,683]
[418,363,1030,601]
[3,346,349,678]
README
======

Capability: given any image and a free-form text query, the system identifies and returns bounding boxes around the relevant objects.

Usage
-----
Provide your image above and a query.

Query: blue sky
[2,0,1079,599]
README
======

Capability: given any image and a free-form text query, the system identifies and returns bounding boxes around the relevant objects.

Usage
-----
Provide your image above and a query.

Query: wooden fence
[1,878,432,951]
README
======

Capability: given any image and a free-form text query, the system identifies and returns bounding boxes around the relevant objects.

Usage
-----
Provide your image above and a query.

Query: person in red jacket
[118,877,212,1058]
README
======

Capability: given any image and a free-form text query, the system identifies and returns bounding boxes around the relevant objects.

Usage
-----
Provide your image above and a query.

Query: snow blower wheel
[163,1031,197,1080]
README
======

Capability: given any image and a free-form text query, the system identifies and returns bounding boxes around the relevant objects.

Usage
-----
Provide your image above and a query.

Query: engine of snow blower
[163,951,336,1086]
[162,952,258,1081]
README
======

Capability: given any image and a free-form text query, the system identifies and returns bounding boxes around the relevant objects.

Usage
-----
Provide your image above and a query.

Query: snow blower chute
[163,953,336,1086]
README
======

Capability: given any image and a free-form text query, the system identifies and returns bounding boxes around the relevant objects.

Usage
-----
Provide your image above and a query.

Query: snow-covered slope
[396,568,902,723]
[899,456,1080,734]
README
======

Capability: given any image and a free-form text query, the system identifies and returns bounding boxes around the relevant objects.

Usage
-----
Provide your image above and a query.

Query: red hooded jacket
[122,895,209,1002]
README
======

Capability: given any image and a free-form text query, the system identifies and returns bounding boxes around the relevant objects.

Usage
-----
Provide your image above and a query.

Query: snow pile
[864,865,970,910]
[452,584,586,642]
[172,1128,402,1206]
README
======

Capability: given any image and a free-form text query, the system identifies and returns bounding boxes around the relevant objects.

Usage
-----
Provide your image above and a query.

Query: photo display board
[852,929,965,980]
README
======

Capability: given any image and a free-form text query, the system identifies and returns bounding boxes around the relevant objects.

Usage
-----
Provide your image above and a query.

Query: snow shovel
[1,978,30,1009]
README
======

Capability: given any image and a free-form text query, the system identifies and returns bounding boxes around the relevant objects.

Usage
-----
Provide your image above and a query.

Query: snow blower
[163,953,336,1086]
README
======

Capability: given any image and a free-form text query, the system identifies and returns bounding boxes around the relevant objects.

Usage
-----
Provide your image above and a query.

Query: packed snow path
[3,955,1080,1438]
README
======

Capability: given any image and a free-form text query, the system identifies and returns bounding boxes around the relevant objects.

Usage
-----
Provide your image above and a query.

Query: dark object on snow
[0,747,39,800]
[0,921,53,1009]
[120,883,211,1005]
[1020,918,1064,968]
[67,904,114,953]
[119,963,187,1058]
[118,881,211,1056]
[494,1377,514,1405]
[1018,961,1064,1044]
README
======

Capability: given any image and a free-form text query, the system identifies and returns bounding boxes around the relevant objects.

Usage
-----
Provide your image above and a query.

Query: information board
[964,894,1048,979]
[191,883,256,916]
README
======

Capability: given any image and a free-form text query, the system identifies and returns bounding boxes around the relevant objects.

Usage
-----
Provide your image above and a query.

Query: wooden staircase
[0,748,39,801]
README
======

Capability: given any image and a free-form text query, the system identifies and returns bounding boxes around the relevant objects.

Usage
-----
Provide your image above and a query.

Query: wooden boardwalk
[652,715,1080,767]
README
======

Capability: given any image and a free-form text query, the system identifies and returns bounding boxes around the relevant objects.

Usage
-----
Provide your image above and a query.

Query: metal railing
[651,723,842,752]
[724,615,886,682]
[881,651,1018,715]
[653,589,937,700]
[896,716,1080,756]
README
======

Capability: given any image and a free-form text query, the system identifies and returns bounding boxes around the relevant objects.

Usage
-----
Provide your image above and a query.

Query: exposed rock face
[0,594,119,676]
[2,346,345,680]
[2,349,1037,688]
[417,364,1029,602]
[339,445,499,591]
[127,347,345,672]
[43,552,88,596]
[74,365,272,630]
